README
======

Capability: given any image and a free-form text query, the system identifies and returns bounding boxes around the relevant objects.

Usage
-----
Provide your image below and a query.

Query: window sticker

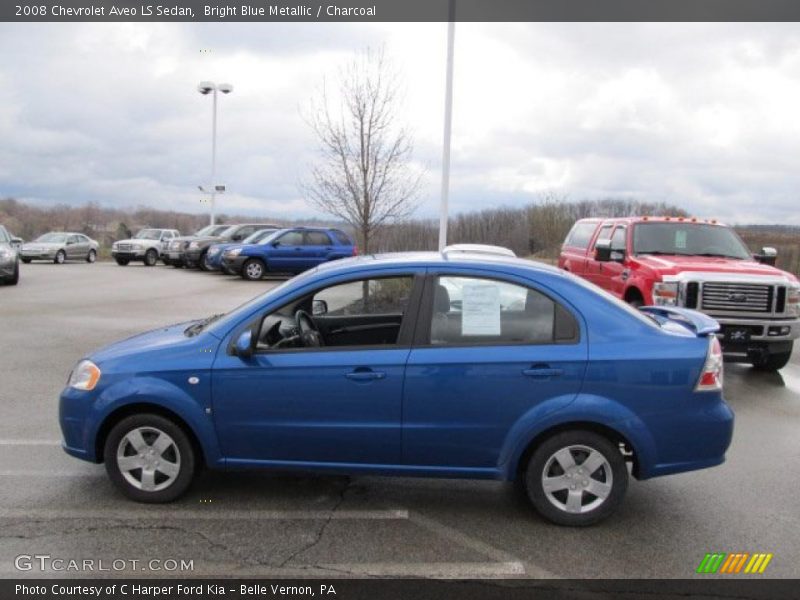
[675,230,688,249]
[461,282,501,335]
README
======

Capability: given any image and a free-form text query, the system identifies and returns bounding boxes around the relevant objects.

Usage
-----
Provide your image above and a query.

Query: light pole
[197,81,233,226]
[438,0,456,251]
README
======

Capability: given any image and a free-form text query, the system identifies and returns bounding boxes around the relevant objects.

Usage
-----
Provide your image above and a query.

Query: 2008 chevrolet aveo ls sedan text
[60,251,733,526]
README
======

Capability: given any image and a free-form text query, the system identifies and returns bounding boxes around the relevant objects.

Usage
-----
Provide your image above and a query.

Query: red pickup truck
[559,216,799,371]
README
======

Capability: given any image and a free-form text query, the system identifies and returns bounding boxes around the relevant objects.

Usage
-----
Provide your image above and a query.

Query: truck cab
[559,216,800,371]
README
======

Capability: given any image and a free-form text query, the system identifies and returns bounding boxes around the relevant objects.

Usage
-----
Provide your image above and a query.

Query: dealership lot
[1,263,799,578]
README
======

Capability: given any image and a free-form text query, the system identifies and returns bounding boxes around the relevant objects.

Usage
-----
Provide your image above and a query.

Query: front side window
[276,231,304,246]
[255,276,415,351]
[428,276,576,346]
[38,233,67,244]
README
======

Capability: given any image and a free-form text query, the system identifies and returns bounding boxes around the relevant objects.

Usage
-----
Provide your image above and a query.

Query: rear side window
[564,222,598,249]
[427,276,577,345]
[305,231,332,245]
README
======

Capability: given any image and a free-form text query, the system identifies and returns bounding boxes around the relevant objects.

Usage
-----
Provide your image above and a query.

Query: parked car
[0,224,20,285]
[221,227,356,280]
[59,250,733,525]
[183,223,280,271]
[20,232,99,264]
[112,228,181,266]
[165,224,231,268]
[205,227,279,272]
[558,217,800,371]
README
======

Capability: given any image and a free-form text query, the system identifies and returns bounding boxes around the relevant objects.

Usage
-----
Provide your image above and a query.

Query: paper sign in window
[461,282,501,335]
[675,230,688,249]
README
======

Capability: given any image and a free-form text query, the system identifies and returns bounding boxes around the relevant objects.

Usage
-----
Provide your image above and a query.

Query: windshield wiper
[184,313,225,337]
[693,253,745,259]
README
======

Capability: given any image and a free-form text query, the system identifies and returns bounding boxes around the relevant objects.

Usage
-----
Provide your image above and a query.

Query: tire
[198,251,211,272]
[162,257,171,266]
[752,348,792,372]
[86,249,97,263]
[5,263,19,285]
[172,261,184,269]
[103,413,196,503]
[242,258,265,281]
[523,430,628,526]
[115,258,130,266]
[143,249,158,267]
[21,258,31,264]
[54,250,66,265]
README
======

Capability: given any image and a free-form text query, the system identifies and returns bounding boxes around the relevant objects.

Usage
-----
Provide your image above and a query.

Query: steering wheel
[295,309,324,347]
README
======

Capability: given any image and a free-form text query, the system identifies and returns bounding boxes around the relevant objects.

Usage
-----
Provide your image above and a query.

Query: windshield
[195,224,230,237]
[36,233,67,244]
[134,229,161,240]
[633,223,751,259]
[218,226,240,240]
[243,228,278,244]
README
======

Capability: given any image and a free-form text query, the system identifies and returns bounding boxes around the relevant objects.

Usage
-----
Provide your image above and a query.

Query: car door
[603,226,629,299]
[159,231,173,253]
[402,271,587,470]
[583,224,613,287]
[303,231,333,269]
[212,273,422,466]
[66,235,83,259]
[267,230,306,272]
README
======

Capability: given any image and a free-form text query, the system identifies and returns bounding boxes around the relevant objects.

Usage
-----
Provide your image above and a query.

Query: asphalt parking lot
[1,261,799,579]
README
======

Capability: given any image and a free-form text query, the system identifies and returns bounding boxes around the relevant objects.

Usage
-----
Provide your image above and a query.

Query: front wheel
[198,251,212,271]
[242,258,265,281]
[752,347,793,372]
[54,250,66,265]
[143,249,158,267]
[86,249,97,263]
[5,263,19,285]
[115,258,130,266]
[21,258,31,264]
[523,430,628,526]
[104,414,196,503]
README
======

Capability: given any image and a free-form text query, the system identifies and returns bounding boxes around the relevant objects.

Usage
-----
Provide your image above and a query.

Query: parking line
[0,507,409,521]
[0,439,61,446]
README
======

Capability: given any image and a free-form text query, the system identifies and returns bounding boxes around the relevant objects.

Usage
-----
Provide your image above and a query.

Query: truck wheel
[242,259,265,281]
[752,348,793,372]
[143,249,158,267]
[523,430,628,526]
[115,258,130,266]
[104,414,196,503]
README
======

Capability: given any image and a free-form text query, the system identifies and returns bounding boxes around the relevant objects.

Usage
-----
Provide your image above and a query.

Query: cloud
[1,22,800,224]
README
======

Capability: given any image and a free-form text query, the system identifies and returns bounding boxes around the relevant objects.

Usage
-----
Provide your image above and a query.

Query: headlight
[0,247,12,260]
[112,242,119,249]
[652,282,679,306]
[189,242,200,249]
[787,284,800,317]
[67,360,101,391]
[226,248,242,257]
[132,244,143,251]
[208,247,220,256]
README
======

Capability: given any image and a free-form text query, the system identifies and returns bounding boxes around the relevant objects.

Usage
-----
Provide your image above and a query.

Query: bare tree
[301,48,422,253]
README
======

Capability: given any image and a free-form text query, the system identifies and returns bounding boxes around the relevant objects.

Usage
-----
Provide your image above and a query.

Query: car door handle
[522,365,564,379]
[345,369,386,381]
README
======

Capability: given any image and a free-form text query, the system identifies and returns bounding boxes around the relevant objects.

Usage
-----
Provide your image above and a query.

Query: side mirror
[234,330,254,359]
[272,241,281,247]
[594,239,612,262]
[312,299,328,316]
[10,237,22,248]
[755,246,778,265]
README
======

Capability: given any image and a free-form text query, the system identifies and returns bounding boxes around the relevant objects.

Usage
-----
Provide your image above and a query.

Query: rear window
[564,222,598,249]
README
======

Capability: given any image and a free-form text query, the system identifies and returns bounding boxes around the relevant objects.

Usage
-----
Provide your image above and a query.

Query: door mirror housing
[312,299,328,316]
[594,240,612,262]
[754,246,778,265]
[234,330,254,359]
[10,237,22,248]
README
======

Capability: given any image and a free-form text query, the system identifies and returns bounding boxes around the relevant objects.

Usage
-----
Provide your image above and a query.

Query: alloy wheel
[541,444,613,514]
[116,426,181,492]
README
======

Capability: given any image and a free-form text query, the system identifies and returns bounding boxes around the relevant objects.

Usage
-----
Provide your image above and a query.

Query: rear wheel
[54,250,66,265]
[752,347,793,372]
[104,414,196,503]
[115,258,130,266]
[21,258,31,264]
[523,430,628,526]
[242,258,265,281]
[143,249,158,267]
[86,249,97,263]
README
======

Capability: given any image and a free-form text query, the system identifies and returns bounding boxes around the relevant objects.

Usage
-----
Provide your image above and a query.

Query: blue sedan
[59,251,733,525]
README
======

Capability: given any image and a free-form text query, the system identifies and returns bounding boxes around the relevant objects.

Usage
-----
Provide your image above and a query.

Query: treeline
[374,197,689,257]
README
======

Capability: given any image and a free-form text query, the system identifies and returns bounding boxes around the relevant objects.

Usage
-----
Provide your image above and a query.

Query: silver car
[0,224,20,285]
[20,232,99,264]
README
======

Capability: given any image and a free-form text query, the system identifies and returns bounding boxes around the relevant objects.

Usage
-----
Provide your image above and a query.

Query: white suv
[112,228,180,266]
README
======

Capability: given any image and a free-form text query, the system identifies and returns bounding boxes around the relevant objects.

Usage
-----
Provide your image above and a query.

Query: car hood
[209,242,242,253]
[89,321,220,364]
[634,255,798,282]
[115,238,157,245]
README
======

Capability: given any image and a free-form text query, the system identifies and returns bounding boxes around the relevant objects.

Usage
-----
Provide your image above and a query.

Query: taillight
[352,244,359,256]
[695,336,723,392]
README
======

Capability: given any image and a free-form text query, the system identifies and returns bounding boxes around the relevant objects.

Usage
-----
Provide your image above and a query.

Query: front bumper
[167,250,186,264]
[112,251,144,260]
[59,386,99,463]
[0,258,16,277]
[184,248,205,267]
[220,255,247,274]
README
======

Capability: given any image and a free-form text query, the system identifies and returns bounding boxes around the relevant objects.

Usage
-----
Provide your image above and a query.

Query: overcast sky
[2,22,800,224]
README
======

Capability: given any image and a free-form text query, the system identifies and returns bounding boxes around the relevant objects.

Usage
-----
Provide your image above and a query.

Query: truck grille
[700,282,773,313]
[118,244,133,252]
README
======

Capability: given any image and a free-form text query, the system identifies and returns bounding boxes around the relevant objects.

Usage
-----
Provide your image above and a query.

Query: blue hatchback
[59,251,733,525]
[220,227,356,280]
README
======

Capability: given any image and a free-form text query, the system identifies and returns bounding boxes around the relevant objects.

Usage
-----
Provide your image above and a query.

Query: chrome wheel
[245,260,263,280]
[541,444,613,514]
[116,427,181,492]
